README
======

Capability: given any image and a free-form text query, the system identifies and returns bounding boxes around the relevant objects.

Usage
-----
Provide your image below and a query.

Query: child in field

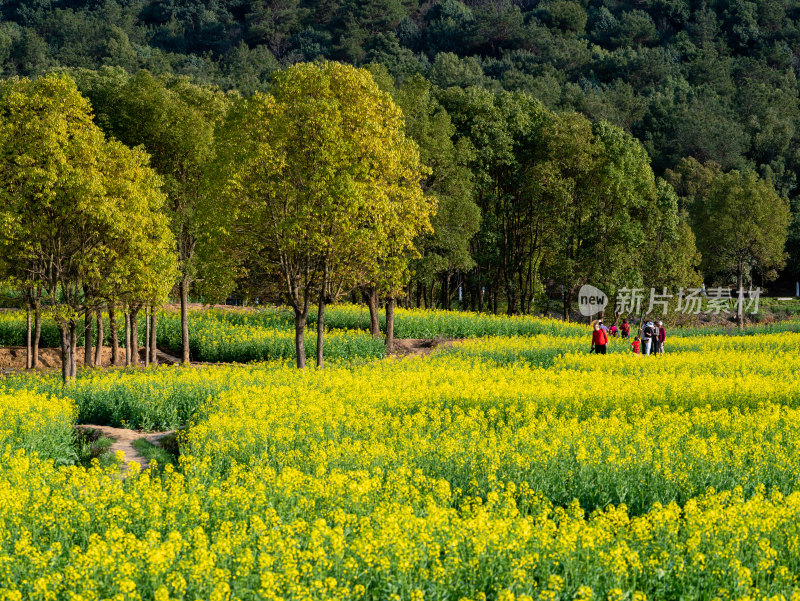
[632,335,641,355]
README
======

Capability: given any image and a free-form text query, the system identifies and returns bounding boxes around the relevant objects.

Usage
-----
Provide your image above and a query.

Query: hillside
[1,0,799,294]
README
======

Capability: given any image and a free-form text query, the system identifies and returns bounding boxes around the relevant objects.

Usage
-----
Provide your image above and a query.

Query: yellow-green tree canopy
[0,73,176,381]
[216,61,433,367]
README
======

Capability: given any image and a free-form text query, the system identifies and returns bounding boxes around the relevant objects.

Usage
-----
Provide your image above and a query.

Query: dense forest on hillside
[1,0,799,303]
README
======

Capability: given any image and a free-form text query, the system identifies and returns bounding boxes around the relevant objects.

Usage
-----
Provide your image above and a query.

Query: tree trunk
[32,300,41,369]
[60,325,71,384]
[316,266,328,369]
[507,288,518,316]
[366,288,380,337]
[130,306,140,366]
[25,300,32,370]
[385,297,396,352]
[94,308,103,367]
[144,306,151,367]
[563,292,571,323]
[180,278,190,364]
[737,261,745,330]
[440,272,450,310]
[124,310,131,366]
[84,308,94,367]
[69,320,78,380]
[150,309,158,366]
[294,309,307,369]
[109,304,119,366]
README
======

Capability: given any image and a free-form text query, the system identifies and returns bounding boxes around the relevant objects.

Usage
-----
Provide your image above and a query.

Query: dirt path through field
[391,338,460,357]
[75,425,174,475]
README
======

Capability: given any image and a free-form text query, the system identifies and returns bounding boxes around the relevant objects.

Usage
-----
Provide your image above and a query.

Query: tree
[216,61,430,368]
[367,67,479,315]
[75,67,233,365]
[541,118,669,320]
[0,73,176,383]
[667,157,791,326]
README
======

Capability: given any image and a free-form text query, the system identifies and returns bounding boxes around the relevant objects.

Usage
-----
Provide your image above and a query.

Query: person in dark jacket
[641,321,655,356]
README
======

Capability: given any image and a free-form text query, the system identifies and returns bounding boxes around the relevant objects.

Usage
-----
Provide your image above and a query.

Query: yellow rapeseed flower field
[3,316,800,599]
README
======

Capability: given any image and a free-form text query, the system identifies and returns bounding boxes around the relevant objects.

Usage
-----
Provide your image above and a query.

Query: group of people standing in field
[590,318,666,356]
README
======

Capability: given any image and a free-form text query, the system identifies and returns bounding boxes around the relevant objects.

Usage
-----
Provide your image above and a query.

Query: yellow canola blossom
[3,327,800,598]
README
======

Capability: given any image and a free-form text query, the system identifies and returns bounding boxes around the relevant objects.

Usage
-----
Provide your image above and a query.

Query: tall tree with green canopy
[216,61,430,368]
[367,66,479,318]
[639,178,702,291]
[0,73,176,383]
[438,86,559,314]
[539,117,668,320]
[73,67,232,365]
[667,157,791,326]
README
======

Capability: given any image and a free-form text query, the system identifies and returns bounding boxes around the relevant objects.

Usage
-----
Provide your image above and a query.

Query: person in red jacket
[620,319,631,338]
[657,321,666,355]
[591,323,609,354]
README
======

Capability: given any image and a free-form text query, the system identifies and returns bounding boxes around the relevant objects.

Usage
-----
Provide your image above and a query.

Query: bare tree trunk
[69,320,78,380]
[94,308,103,367]
[124,310,131,367]
[366,288,380,337]
[737,261,745,330]
[144,306,151,367]
[294,309,307,369]
[180,278,190,364]
[109,304,119,366]
[84,308,94,367]
[32,299,41,369]
[150,308,158,366]
[130,306,140,366]
[60,325,71,384]
[316,266,328,369]
[25,299,32,370]
[385,297,396,352]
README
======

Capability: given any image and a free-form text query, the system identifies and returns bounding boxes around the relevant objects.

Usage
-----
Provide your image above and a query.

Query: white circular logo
[578,284,608,317]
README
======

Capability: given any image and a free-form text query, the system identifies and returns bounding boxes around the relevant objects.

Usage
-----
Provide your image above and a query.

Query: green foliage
[0,0,799,306]
[73,67,236,300]
[667,158,791,286]
[0,73,177,339]
[315,304,588,338]
[131,438,177,470]
[155,310,386,364]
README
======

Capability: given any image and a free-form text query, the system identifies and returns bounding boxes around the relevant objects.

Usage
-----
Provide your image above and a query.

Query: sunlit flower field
[2,308,800,600]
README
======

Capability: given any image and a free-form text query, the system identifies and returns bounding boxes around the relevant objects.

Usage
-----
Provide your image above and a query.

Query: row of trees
[368,66,790,323]
[1,61,792,380]
[0,63,435,378]
[0,75,176,382]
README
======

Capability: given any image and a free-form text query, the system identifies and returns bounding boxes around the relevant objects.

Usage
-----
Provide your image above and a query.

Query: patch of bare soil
[390,338,461,357]
[164,303,256,312]
[75,424,175,475]
[0,346,113,370]
[0,347,180,374]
